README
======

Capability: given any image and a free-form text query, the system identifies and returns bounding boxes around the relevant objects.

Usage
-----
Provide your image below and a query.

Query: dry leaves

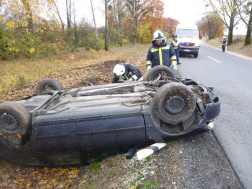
[0,44,150,189]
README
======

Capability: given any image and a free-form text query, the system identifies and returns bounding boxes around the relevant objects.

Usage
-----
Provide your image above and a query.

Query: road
[178,44,252,188]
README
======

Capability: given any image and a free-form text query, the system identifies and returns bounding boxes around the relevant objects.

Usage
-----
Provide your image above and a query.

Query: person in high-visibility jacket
[221,36,227,52]
[171,34,181,64]
[146,30,177,72]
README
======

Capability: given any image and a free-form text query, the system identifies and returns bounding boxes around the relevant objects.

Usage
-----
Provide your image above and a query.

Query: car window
[176,29,199,38]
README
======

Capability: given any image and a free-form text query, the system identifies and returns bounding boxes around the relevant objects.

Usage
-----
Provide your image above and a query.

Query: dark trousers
[222,45,226,52]
[175,49,179,63]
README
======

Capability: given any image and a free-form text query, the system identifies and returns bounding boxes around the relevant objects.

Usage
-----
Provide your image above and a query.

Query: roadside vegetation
[205,35,252,58]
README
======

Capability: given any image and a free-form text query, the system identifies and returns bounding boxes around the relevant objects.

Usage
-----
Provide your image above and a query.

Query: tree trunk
[113,0,118,31]
[22,0,33,32]
[105,0,109,51]
[244,5,252,46]
[118,0,123,46]
[132,0,135,45]
[118,0,122,33]
[228,15,234,45]
[90,0,99,51]
[53,0,64,30]
[66,0,71,29]
[228,0,237,45]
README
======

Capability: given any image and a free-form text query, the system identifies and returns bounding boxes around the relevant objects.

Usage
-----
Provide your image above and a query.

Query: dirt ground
[0,46,243,189]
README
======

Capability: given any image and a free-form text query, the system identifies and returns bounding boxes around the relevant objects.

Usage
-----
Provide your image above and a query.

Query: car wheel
[147,66,176,81]
[194,51,198,58]
[0,102,31,147]
[151,83,196,124]
[36,78,63,95]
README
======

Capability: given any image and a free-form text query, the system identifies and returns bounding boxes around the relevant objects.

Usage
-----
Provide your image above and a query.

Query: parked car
[0,66,220,166]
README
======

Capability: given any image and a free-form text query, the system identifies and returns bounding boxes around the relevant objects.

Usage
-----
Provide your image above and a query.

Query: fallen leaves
[0,44,150,189]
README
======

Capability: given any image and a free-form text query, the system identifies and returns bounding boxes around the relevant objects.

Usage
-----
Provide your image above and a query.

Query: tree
[105,0,109,50]
[205,0,241,44]
[237,0,252,45]
[66,0,72,29]
[125,0,164,43]
[198,13,224,39]
[162,17,180,37]
[90,0,99,50]
[21,0,33,32]
[52,0,64,30]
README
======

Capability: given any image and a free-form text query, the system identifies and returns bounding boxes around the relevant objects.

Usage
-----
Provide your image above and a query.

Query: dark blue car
[0,66,220,166]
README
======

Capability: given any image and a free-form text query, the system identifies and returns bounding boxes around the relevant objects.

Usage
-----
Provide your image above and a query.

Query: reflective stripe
[132,75,137,80]
[171,55,176,60]
[151,49,158,53]
[159,48,163,65]
[146,61,152,66]
[123,74,128,80]
[161,46,170,50]
[172,41,180,49]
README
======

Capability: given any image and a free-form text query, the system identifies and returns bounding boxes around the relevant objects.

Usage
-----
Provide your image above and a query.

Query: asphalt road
[178,44,252,188]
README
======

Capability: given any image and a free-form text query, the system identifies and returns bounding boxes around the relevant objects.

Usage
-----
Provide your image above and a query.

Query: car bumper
[179,47,199,54]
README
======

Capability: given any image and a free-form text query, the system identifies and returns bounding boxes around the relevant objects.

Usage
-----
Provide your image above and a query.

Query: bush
[0,31,57,60]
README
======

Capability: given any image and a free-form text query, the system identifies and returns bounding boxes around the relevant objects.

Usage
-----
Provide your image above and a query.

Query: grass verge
[0,44,150,93]
[205,36,252,59]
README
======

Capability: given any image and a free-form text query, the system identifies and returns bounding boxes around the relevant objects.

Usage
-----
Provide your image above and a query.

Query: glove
[128,78,133,81]
[172,61,177,70]
[147,65,151,72]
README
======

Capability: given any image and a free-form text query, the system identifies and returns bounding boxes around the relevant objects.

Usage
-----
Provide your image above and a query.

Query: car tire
[0,102,31,147]
[194,51,198,58]
[36,78,63,95]
[151,83,196,124]
[147,66,176,81]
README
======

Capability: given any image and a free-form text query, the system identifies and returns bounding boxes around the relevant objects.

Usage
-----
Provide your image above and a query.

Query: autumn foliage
[198,13,224,39]
[162,17,180,37]
[0,0,180,60]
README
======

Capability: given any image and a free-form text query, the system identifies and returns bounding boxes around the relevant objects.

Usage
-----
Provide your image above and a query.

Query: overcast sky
[58,0,246,34]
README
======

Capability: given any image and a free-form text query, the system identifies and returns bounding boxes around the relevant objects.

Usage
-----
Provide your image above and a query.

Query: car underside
[0,67,220,166]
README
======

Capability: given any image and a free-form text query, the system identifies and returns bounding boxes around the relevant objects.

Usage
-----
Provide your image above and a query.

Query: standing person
[171,34,181,64]
[146,30,177,72]
[112,63,143,83]
[221,36,227,52]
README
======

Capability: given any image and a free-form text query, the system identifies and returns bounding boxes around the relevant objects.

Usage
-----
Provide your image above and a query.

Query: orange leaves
[163,17,180,37]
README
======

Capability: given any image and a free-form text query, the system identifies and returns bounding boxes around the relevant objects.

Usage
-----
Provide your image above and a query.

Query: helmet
[152,30,166,41]
[174,35,178,38]
[223,36,226,38]
[113,64,125,77]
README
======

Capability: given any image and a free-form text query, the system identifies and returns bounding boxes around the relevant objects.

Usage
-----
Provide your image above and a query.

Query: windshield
[176,29,198,38]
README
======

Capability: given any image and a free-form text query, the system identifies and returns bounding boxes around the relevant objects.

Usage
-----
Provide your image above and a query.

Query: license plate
[184,49,190,52]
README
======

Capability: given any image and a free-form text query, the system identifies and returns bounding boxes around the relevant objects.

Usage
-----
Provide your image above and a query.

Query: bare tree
[105,0,109,51]
[90,0,99,50]
[237,0,252,45]
[132,0,135,45]
[66,0,72,29]
[205,0,241,44]
[52,0,64,30]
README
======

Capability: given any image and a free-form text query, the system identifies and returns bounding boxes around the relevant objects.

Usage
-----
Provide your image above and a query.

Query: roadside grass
[205,36,252,58]
[0,43,150,93]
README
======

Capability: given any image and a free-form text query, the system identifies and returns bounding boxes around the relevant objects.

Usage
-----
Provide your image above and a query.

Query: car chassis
[0,75,220,166]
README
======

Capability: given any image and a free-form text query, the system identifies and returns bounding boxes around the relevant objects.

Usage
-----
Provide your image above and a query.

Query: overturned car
[0,66,220,166]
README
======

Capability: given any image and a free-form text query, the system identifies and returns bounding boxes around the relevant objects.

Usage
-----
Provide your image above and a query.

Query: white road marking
[207,56,221,63]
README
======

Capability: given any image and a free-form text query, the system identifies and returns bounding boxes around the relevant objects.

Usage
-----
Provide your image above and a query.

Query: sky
[58,0,247,35]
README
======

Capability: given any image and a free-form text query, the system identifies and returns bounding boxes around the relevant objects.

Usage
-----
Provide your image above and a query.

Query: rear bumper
[179,47,199,54]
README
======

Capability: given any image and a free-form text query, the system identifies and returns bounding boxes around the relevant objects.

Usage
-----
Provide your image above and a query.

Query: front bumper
[179,47,199,54]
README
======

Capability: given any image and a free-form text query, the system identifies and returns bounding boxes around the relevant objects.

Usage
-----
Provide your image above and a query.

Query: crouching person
[112,63,143,83]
